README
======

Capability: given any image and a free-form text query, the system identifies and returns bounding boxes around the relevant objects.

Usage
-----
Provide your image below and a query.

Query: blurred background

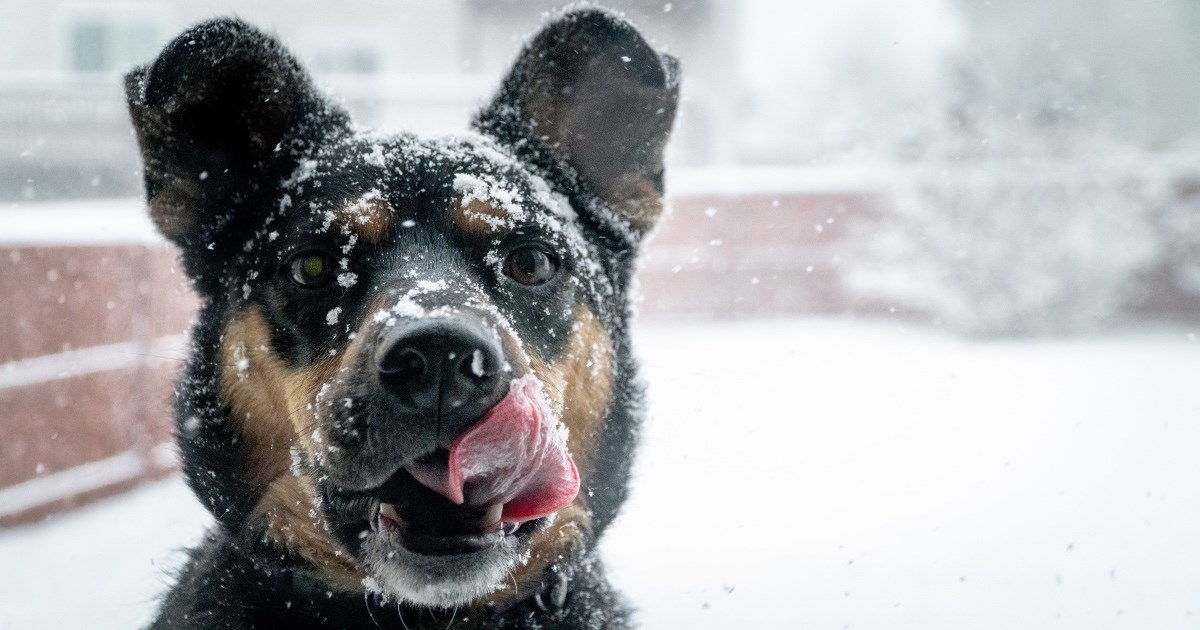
[1,1,1198,628]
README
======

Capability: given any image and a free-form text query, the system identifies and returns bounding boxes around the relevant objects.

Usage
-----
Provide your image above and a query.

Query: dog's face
[126,12,677,608]
[215,133,616,606]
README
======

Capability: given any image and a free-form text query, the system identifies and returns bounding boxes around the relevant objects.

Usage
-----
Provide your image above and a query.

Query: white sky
[738,0,966,92]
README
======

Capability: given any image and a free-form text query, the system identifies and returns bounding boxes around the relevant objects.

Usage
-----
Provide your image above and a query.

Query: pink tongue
[406,375,579,523]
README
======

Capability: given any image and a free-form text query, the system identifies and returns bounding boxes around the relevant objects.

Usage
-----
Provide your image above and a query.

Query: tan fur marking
[529,305,614,484]
[220,306,366,588]
[220,307,345,474]
[335,193,392,243]
[219,308,298,492]
[614,181,664,233]
[451,197,510,236]
[147,179,204,241]
[521,70,671,236]
[250,474,365,591]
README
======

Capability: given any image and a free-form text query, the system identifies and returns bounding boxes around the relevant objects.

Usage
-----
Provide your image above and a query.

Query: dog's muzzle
[324,315,579,539]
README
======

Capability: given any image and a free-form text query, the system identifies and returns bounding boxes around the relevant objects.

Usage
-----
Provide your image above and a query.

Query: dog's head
[126,10,677,608]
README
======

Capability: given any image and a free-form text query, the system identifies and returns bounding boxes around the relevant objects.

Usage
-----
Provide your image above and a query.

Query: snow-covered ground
[1,318,1198,629]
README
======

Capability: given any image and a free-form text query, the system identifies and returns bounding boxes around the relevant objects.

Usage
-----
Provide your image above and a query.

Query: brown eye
[288,251,335,287]
[504,245,559,286]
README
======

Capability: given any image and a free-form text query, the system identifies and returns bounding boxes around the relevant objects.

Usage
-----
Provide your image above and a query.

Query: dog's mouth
[368,460,522,556]
[332,375,579,558]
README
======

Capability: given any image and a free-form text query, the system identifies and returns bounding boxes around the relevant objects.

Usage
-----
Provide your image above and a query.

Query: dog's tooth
[378,502,401,528]
[481,503,503,529]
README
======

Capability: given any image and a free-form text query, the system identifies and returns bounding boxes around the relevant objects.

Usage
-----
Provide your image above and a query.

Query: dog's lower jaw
[360,533,528,608]
[149,524,634,629]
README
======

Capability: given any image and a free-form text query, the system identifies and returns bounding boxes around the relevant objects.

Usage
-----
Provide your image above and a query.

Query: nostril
[381,348,426,380]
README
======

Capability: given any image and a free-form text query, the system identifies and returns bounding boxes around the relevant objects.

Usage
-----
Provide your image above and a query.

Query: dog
[125,7,677,629]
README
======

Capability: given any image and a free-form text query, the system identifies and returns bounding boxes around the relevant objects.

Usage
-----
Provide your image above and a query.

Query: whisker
[363,591,386,629]
[397,601,411,630]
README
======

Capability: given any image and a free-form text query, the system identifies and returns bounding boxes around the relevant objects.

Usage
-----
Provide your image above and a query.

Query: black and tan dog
[125,7,677,629]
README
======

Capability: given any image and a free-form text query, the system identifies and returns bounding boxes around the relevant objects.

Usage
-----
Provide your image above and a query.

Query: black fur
[127,8,677,629]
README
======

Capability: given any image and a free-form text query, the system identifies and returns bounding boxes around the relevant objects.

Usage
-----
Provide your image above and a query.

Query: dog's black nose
[376,319,508,443]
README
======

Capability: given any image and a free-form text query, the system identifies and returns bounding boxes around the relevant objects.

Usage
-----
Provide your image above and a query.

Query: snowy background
[5,0,1200,331]
[2,0,1200,628]
[3,319,1199,629]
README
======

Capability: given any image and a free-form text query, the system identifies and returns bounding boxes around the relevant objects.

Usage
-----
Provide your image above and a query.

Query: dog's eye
[288,251,336,288]
[504,245,559,286]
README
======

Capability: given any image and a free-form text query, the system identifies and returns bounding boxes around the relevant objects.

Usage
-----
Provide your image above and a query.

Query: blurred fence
[0,74,143,199]
[0,72,495,201]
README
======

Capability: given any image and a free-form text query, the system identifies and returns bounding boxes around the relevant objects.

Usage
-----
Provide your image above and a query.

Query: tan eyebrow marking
[450,195,511,237]
[334,192,392,243]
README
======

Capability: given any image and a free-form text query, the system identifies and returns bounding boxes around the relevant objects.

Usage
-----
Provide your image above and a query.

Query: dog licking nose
[373,318,579,524]
[375,318,508,444]
[407,375,580,523]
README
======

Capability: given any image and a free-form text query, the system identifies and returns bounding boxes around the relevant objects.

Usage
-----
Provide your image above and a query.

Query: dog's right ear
[475,8,679,240]
[126,18,348,249]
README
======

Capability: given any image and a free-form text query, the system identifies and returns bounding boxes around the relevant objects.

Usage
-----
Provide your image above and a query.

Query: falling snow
[232,343,249,377]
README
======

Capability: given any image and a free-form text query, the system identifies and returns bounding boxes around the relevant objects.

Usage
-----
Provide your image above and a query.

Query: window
[69,17,159,73]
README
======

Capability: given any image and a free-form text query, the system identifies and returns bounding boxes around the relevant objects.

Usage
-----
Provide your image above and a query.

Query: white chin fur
[361,535,526,607]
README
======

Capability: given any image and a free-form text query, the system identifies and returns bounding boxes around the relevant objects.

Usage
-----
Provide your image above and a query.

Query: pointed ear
[125,18,348,247]
[475,8,680,237]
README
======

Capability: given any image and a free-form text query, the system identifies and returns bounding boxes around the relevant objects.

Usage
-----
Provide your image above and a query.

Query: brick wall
[0,245,196,525]
[639,192,874,318]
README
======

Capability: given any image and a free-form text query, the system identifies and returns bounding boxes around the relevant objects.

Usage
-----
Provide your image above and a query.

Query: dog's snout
[376,320,508,442]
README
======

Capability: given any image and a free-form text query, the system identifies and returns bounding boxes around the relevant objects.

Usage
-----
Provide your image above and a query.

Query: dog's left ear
[476,8,680,238]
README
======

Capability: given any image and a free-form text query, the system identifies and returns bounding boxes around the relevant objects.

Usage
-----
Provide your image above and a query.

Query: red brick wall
[639,192,875,318]
[0,246,196,526]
